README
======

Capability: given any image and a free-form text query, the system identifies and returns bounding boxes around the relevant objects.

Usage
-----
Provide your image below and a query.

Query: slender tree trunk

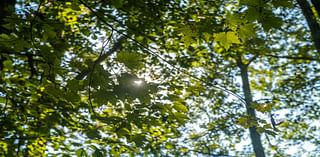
[297,0,320,53]
[237,59,266,157]
[311,0,320,17]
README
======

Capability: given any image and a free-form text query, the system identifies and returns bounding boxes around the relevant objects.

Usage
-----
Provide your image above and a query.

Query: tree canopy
[1,0,320,156]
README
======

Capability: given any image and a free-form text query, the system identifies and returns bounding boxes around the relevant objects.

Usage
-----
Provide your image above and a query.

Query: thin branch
[75,36,125,80]
[1,94,8,114]
[6,17,77,24]
[265,54,318,61]
[29,0,44,52]
[29,0,54,81]
[26,53,37,78]
[87,31,114,116]
[265,134,283,155]
[185,148,236,157]
[0,90,8,130]
[0,136,48,140]
[248,55,259,65]
[199,106,212,123]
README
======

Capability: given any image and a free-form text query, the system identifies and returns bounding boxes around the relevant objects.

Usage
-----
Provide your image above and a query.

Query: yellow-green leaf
[214,31,240,50]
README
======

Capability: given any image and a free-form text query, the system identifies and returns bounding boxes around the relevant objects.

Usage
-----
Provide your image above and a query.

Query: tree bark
[297,0,320,53]
[237,59,266,157]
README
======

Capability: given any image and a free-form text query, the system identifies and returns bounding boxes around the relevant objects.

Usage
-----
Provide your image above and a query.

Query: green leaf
[265,130,277,137]
[174,112,188,124]
[238,23,257,41]
[2,23,14,30]
[43,24,56,39]
[214,31,240,50]
[226,12,241,30]
[76,148,88,157]
[93,149,103,157]
[3,60,13,70]
[0,96,6,104]
[53,143,60,150]
[46,86,63,98]
[173,102,188,112]
[132,134,146,147]
[246,7,260,21]
[165,143,174,149]
[181,35,195,47]
[117,128,130,137]
[66,92,80,103]
[179,25,197,47]
[71,0,81,11]
[272,0,295,8]
[67,79,80,92]
[115,51,144,70]
[202,32,212,42]
[86,129,99,139]
[260,16,283,31]
[112,0,123,8]
[256,127,265,133]
[0,33,11,41]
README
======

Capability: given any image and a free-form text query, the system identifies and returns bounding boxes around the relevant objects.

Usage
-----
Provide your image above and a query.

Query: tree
[1,0,320,156]
[297,0,320,53]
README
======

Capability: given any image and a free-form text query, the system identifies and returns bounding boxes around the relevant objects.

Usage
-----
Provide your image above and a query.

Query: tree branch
[26,53,37,78]
[186,148,235,157]
[75,37,125,80]
[265,54,318,61]
[248,55,259,65]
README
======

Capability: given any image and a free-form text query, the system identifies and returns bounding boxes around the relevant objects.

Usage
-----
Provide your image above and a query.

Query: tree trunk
[237,59,266,157]
[311,0,320,18]
[297,0,320,53]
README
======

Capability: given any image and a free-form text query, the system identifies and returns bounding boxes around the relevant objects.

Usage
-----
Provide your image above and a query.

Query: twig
[0,89,8,131]
[265,54,318,61]
[248,55,259,65]
[199,106,212,123]
[181,146,236,157]
[29,0,44,51]
[75,36,125,80]
[265,134,282,155]
[87,31,114,116]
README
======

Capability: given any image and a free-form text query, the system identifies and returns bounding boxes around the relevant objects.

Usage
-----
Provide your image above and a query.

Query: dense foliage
[1,0,320,156]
